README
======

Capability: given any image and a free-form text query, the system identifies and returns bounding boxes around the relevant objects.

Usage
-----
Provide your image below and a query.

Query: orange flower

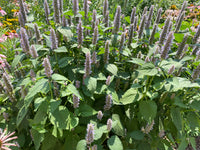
[170,5,177,10]
[11,30,16,33]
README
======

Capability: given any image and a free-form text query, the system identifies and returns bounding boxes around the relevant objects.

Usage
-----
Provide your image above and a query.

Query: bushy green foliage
[0,0,200,150]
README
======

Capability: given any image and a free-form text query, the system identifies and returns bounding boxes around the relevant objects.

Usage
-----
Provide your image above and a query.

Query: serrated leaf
[53,46,68,53]
[58,57,73,68]
[16,106,28,126]
[12,54,25,68]
[171,107,182,131]
[131,43,139,49]
[67,84,81,98]
[31,129,44,150]
[106,64,118,76]
[79,104,97,117]
[107,135,123,150]
[49,106,70,129]
[57,27,73,39]
[52,73,68,81]
[112,114,124,136]
[186,112,200,132]
[127,58,145,66]
[120,88,139,105]
[76,140,86,150]
[130,130,145,140]
[139,101,157,121]
[84,77,97,92]
[137,63,158,76]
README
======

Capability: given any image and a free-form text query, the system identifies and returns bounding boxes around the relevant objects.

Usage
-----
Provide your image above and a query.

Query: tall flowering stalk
[2,73,13,93]
[91,51,97,64]
[34,23,42,44]
[149,24,157,45]
[175,12,185,33]
[168,65,175,75]
[106,75,111,86]
[133,16,138,36]
[62,15,68,27]
[20,27,30,54]
[50,28,58,50]
[159,17,171,45]
[44,0,50,24]
[97,111,103,120]
[85,123,94,145]
[92,9,97,30]
[84,52,91,78]
[191,46,199,55]
[161,31,174,59]
[128,24,134,45]
[0,128,18,150]
[73,94,80,108]
[103,0,108,17]
[73,0,79,16]
[155,8,162,24]
[83,0,89,19]
[43,57,53,78]
[104,11,109,28]
[138,14,146,39]
[18,0,27,23]
[107,119,112,131]
[176,34,188,59]
[92,26,98,45]
[77,21,83,47]
[142,6,147,16]
[104,40,110,64]
[191,64,200,80]
[30,45,38,59]
[53,0,60,24]
[18,12,25,27]
[30,69,36,82]
[176,1,187,26]
[145,5,154,29]
[192,25,200,44]
[120,32,126,52]
[113,6,121,34]
[167,21,173,34]
[59,0,63,15]
[104,94,112,111]
[130,7,136,24]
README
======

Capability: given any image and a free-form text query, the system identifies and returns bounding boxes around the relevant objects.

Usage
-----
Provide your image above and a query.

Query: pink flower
[0,38,4,43]
[0,22,3,26]
[0,54,6,58]
[0,128,18,150]
[0,8,7,16]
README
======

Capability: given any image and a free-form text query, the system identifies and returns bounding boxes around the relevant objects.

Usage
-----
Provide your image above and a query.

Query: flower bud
[44,0,50,24]
[43,57,53,78]
[104,94,112,111]
[83,0,89,19]
[168,65,175,75]
[50,28,58,50]
[113,6,121,34]
[103,0,108,17]
[77,21,83,46]
[86,123,94,144]
[84,52,91,78]
[106,75,111,86]
[73,94,80,108]
[138,14,146,39]
[161,31,174,59]
[2,73,13,93]
[91,51,97,64]
[34,23,42,44]
[19,0,27,23]
[159,17,171,45]
[92,26,98,45]
[20,27,30,54]
[30,69,36,81]
[107,118,112,131]
[104,40,110,64]
[149,24,157,45]
[53,0,61,24]
[75,80,80,88]
[97,111,103,120]
[155,8,162,24]
[30,45,38,59]
[130,7,136,24]
[145,5,154,29]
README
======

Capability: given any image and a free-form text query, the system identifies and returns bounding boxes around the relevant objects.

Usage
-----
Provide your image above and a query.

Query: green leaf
[186,112,200,132]
[129,130,144,140]
[57,27,73,39]
[107,135,123,150]
[79,104,97,117]
[120,88,139,105]
[171,107,182,131]
[49,106,70,129]
[27,14,34,22]
[67,84,81,98]
[84,77,97,92]
[191,100,200,111]
[11,54,25,68]
[139,101,157,121]
[94,125,107,140]
[131,43,139,49]
[52,73,68,81]
[24,79,49,108]
[137,63,158,76]
[49,99,61,113]
[58,57,73,68]
[34,97,46,112]
[106,64,118,76]
[76,140,86,150]
[53,46,68,53]
[16,106,28,126]
[82,47,90,54]
[112,114,124,136]
[127,58,145,65]
[30,128,44,150]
